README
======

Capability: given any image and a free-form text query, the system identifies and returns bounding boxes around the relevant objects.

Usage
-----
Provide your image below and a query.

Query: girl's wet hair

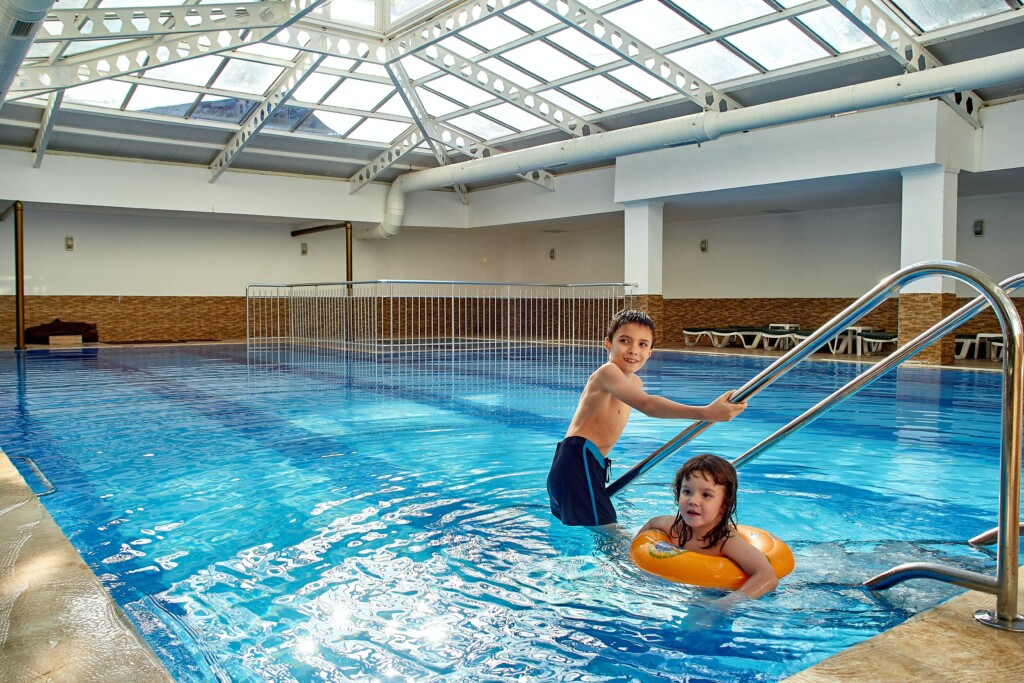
[605,309,656,347]
[669,453,738,550]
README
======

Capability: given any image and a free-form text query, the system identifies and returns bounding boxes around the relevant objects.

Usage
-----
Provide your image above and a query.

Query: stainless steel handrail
[607,260,1023,631]
[609,260,1002,496]
[732,272,1024,472]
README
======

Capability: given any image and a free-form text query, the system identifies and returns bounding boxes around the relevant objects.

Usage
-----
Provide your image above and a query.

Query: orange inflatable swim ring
[630,526,795,590]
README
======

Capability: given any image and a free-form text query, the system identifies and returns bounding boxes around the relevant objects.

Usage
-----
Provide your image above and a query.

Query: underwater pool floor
[2,449,1021,682]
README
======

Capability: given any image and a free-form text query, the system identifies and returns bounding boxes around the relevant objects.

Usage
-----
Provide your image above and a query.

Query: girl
[637,453,778,602]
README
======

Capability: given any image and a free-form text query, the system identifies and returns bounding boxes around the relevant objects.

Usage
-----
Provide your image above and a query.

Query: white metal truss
[531,0,741,112]
[349,63,554,193]
[415,43,605,138]
[36,2,292,42]
[432,120,554,190]
[827,0,983,127]
[387,0,529,57]
[12,0,326,96]
[384,59,468,202]
[32,91,62,168]
[266,20,386,62]
[210,51,327,181]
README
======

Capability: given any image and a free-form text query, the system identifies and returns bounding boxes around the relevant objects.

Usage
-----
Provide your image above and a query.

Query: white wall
[0,206,524,296]
[956,192,1024,296]
[664,204,902,299]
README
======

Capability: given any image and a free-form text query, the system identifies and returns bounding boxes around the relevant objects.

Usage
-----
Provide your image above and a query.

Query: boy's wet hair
[670,453,738,550]
[605,309,656,347]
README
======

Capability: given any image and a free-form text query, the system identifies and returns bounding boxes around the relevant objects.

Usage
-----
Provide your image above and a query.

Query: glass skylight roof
[7,0,1019,183]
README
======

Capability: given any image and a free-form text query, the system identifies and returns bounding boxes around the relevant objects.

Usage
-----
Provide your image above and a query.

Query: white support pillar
[900,165,959,293]
[624,201,663,295]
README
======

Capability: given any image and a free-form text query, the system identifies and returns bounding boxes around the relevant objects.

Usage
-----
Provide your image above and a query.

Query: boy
[547,309,747,528]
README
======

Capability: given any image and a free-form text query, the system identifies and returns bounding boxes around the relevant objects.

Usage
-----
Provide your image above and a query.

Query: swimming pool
[0,345,1008,681]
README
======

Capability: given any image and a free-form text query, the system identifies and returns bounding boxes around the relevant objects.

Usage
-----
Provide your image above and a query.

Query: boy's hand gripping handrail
[606,260,1014,497]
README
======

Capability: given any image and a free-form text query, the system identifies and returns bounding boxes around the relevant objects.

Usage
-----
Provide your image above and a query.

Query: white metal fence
[246,280,633,392]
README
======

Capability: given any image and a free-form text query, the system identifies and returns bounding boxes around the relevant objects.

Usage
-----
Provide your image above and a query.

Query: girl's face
[677,472,726,534]
[604,322,653,374]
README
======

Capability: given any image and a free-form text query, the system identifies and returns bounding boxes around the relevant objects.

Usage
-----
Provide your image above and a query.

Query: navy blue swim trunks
[547,436,616,526]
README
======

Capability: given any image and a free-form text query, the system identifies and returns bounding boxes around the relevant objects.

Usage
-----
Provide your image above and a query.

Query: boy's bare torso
[564,362,639,455]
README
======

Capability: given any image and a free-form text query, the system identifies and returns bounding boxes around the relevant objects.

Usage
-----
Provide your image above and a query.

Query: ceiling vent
[9,18,34,38]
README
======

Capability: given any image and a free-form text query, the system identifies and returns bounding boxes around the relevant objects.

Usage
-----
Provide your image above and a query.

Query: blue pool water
[0,345,1010,681]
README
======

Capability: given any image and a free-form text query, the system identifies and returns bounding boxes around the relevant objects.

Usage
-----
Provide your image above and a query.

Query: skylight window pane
[63,80,132,108]
[321,56,357,71]
[575,0,618,9]
[446,113,514,140]
[798,8,876,53]
[477,103,547,133]
[322,78,394,111]
[429,74,494,106]
[212,59,284,96]
[191,96,256,124]
[237,43,299,61]
[438,36,483,59]
[414,87,462,116]
[376,93,413,117]
[479,58,541,89]
[348,118,411,144]
[326,0,376,27]
[291,73,339,104]
[547,29,619,67]
[26,42,56,59]
[539,88,597,117]
[890,0,1007,31]
[145,55,223,87]
[397,55,439,80]
[729,21,830,70]
[62,39,131,58]
[562,75,642,111]
[98,0,177,7]
[125,84,197,115]
[355,62,389,78]
[609,65,675,100]
[666,42,757,83]
[605,0,702,48]
[503,2,559,31]
[391,0,437,22]
[502,42,588,82]
[305,111,361,137]
[265,105,311,131]
[459,17,528,50]
[54,0,88,8]
[674,0,773,30]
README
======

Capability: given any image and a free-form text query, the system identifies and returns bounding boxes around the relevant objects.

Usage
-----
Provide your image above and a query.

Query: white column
[900,165,959,293]
[623,201,663,295]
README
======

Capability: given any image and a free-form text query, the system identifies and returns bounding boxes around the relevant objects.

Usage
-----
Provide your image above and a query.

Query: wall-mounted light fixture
[549,248,557,260]
[301,242,308,255]
[699,239,709,253]
[65,236,74,251]
[973,219,984,236]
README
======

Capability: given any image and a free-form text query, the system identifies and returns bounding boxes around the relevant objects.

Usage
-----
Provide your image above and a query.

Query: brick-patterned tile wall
[659,298,900,346]
[1,296,246,344]
[899,293,958,365]
[952,297,1024,335]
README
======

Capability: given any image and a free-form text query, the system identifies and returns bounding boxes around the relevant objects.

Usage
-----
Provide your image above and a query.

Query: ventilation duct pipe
[0,0,54,110]
[366,46,1024,240]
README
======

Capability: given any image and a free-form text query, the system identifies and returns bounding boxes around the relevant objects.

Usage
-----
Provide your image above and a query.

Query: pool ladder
[608,260,1024,632]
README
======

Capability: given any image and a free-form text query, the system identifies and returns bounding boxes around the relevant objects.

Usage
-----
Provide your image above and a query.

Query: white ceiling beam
[387,0,530,58]
[36,2,291,41]
[210,51,326,181]
[12,0,326,95]
[531,0,740,112]
[416,43,605,137]
[828,0,983,127]
[32,91,62,168]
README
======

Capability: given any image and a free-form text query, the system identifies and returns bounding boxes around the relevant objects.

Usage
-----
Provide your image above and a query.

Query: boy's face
[605,322,654,374]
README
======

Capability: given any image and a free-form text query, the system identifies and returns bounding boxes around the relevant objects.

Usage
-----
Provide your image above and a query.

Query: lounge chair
[681,327,714,346]
[954,334,976,360]
[760,327,795,351]
[858,330,898,355]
